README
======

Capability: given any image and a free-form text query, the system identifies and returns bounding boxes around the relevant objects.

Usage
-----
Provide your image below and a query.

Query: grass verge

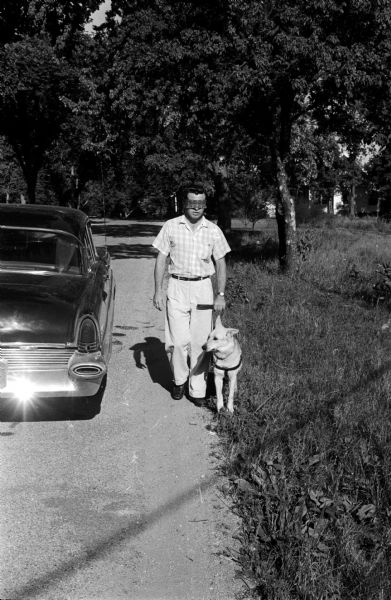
[216,219,391,599]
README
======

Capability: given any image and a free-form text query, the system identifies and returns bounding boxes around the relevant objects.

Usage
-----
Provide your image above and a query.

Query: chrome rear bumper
[0,347,107,399]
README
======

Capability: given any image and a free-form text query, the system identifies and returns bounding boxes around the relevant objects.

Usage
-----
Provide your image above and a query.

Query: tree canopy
[97,0,391,264]
[0,0,101,204]
[1,0,391,267]
[0,37,81,202]
[0,0,101,48]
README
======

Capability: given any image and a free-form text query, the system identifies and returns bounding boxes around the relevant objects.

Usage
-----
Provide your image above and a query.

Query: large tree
[0,0,101,203]
[100,0,256,231]
[226,0,391,267]
[0,37,81,203]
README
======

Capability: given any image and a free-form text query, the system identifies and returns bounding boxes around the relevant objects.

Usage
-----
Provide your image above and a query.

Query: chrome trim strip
[0,347,74,371]
[0,225,80,244]
[0,344,70,349]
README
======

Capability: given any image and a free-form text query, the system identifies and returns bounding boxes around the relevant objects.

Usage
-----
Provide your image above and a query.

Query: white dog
[204,315,242,414]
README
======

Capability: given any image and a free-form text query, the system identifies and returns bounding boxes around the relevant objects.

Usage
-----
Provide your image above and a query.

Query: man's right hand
[153,290,165,311]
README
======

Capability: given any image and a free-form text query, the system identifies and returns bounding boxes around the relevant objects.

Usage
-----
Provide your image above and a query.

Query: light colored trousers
[165,277,213,398]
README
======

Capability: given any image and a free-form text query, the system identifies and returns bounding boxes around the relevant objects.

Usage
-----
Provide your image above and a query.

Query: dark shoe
[171,383,185,400]
[190,396,207,407]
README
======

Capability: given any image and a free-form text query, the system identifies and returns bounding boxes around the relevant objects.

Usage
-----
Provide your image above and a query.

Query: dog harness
[213,356,242,372]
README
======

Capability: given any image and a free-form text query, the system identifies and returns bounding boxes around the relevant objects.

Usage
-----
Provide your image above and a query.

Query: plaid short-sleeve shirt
[152,215,231,277]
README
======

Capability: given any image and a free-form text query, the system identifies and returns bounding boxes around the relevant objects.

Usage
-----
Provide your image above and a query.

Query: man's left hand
[214,295,225,313]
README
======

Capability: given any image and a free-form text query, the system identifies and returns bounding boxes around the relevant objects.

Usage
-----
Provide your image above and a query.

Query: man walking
[152,183,231,405]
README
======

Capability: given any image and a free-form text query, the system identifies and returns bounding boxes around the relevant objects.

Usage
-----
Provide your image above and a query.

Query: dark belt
[171,274,210,281]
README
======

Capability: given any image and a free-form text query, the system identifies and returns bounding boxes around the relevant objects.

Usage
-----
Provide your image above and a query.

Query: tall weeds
[218,221,391,599]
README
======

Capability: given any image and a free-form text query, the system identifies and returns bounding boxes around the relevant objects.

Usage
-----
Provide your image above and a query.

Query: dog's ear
[227,328,239,337]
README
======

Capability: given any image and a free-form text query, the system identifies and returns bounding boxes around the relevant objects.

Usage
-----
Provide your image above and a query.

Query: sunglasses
[185,203,206,210]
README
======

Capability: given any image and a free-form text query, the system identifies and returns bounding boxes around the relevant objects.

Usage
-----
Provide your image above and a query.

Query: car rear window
[0,228,82,274]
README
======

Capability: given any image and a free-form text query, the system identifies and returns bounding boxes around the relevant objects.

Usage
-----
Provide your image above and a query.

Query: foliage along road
[0,219,243,600]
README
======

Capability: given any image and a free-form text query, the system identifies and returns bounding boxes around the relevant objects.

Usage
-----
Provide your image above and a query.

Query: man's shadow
[130,337,172,392]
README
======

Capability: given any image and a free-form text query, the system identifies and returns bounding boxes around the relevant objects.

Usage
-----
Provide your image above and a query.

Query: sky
[85,0,111,33]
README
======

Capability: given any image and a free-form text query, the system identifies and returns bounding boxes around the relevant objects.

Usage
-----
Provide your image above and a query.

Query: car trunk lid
[0,272,89,344]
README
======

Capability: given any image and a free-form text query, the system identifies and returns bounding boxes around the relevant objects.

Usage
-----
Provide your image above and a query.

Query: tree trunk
[211,158,232,233]
[326,186,334,215]
[327,193,334,215]
[349,183,356,217]
[274,151,297,271]
[13,146,39,204]
[25,170,37,203]
[270,91,296,271]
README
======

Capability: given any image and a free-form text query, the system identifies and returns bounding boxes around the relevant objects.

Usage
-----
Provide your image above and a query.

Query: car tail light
[78,317,99,353]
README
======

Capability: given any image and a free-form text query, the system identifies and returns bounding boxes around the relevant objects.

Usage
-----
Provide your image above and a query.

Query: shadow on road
[93,222,160,259]
[130,336,172,393]
[92,222,162,239]
[106,243,157,260]
[10,474,224,600]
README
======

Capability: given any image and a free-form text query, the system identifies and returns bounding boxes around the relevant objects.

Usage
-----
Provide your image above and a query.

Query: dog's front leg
[214,370,224,413]
[226,371,238,413]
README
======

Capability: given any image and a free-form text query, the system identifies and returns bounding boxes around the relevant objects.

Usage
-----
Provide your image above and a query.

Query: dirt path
[0,220,245,600]
[99,220,245,600]
[0,220,246,600]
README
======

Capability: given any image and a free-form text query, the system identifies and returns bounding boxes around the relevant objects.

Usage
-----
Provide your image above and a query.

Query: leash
[196,304,223,330]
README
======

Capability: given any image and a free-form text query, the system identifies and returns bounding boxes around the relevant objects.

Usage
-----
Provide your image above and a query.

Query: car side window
[83,224,96,265]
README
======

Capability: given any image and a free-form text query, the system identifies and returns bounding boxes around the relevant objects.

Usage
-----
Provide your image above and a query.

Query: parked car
[0,204,115,415]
